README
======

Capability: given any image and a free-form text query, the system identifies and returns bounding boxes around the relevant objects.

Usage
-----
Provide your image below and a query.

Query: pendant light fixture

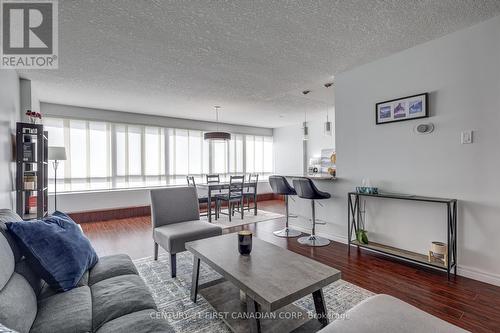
[324,109,332,136]
[303,111,309,141]
[204,106,231,141]
[323,80,334,136]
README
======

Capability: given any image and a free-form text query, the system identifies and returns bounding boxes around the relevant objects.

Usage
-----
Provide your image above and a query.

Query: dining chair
[206,174,225,195]
[215,175,245,221]
[186,176,215,217]
[242,173,259,213]
[186,175,196,187]
[206,174,220,184]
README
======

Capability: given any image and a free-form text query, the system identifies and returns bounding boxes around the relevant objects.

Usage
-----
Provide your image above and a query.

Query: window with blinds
[44,117,273,192]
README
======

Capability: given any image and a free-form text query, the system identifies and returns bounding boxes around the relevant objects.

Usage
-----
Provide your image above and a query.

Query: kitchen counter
[283,174,336,181]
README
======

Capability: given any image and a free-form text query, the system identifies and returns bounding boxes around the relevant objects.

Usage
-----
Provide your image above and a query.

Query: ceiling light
[324,110,332,136]
[204,106,231,141]
[303,112,309,141]
[303,122,309,141]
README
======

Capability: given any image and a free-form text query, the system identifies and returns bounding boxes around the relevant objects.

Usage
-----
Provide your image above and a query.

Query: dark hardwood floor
[80,200,500,333]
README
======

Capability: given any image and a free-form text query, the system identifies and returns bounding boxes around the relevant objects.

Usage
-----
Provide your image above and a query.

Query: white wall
[306,118,335,160]
[50,188,152,212]
[274,15,500,286]
[0,70,20,210]
[335,15,500,285]
[273,118,335,175]
[51,182,272,212]
[273,117,342,239]
[41,102,273,136]
[273,123,304,175]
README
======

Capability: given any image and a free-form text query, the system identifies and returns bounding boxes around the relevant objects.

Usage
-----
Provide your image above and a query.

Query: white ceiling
[19,0,500,128]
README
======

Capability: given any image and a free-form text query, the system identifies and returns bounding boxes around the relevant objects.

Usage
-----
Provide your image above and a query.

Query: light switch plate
[461,130,473,144]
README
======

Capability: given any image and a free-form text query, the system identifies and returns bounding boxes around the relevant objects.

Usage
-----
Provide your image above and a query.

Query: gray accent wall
[0,71,20,210]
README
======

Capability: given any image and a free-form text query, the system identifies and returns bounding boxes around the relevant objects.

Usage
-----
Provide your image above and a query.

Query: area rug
[200,209,284,229]
[134,252,374,333]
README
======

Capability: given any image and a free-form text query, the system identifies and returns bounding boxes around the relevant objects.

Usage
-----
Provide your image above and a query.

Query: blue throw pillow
[6,211,98,291]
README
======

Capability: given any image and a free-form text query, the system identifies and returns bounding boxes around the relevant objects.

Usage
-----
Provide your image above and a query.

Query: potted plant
[26,110,42,124]
[356,200,369,244]
[356,229,369,244]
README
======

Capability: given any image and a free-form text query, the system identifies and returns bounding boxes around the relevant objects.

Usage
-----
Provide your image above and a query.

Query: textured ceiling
[19,0,500,128]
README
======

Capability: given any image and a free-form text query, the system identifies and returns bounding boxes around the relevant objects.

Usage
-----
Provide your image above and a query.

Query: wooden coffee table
[186,233,341,333]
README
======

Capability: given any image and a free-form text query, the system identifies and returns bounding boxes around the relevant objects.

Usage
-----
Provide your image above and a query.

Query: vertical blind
[167,128,210,184]
[44,117,273,192]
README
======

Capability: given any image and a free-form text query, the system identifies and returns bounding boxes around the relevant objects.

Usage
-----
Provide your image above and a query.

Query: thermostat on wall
[415,123,434,134]
[461,130,473,144]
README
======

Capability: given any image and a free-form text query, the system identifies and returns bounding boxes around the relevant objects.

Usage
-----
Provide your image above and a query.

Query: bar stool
[269,176,301,237]
[292,177,331,247]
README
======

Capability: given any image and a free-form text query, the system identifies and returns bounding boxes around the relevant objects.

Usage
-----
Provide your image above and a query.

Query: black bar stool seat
[293,178,331,247]
[293,180,330,200]
[269,176,301,238]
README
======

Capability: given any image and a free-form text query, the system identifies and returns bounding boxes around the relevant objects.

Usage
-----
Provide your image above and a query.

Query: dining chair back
[150,187,222,277]
[186,176,196,187]
[215,175,245,221]
[206,174,220,184]
[229,175,245,196]
[246,173,259,192]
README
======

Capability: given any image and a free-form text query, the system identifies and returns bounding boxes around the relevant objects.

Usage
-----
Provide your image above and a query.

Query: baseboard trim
[457,265,500,287]
[288,224,348,245]
[289,224,500,287]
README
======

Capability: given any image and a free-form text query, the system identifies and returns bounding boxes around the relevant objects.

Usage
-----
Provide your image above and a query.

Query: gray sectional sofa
[0,209,173,333]
[318,294,468,333]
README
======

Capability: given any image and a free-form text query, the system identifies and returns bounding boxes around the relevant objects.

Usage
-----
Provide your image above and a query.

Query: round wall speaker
[415,123,434,134]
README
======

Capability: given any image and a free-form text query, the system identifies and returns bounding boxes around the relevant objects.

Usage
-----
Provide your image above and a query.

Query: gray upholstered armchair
[150,186,222,278]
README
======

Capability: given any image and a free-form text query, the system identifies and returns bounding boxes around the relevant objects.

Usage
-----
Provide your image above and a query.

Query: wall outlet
[461,130,473,144]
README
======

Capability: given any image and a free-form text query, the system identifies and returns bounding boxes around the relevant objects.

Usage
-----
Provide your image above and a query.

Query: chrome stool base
[273,228,301,238]
[297,235,330,247]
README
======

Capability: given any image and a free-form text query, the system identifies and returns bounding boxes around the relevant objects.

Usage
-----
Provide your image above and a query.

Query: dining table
[196,181,258,222]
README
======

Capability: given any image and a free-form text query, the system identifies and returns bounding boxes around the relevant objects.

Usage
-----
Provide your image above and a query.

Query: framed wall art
[376,93,428,125]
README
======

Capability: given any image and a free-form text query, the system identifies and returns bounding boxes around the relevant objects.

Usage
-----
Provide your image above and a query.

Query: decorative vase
[238,230,252,255]
[428,241,447,266]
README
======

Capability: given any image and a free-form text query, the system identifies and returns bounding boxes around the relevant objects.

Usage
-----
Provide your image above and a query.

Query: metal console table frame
[348,192,457,279]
